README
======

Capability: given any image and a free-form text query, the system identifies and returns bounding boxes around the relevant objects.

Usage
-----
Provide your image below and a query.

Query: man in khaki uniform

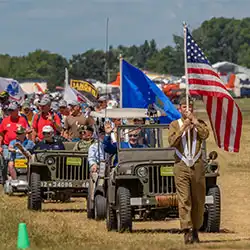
[168,95,209,244]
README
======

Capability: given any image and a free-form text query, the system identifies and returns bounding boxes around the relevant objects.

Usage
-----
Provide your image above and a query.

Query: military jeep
[27,142,90,211]
[105,124,221,233]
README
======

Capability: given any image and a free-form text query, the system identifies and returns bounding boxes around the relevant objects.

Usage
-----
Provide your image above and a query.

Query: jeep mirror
[208,151,218,160]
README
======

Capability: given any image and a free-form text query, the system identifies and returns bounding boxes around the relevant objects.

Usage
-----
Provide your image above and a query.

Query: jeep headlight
[46,157,55,165]
[137,166,148,178]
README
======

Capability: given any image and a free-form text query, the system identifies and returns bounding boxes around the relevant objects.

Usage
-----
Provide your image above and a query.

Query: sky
[0,0,249,58]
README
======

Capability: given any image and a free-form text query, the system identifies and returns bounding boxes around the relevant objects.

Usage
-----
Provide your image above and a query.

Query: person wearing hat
[73,125,95,152]
[168,94,209,244]
[21,101,36,127]
[0,91,10,120]
[8,126,35,180]
[58,100,69,129]
[97,96,108,110]
[64,100,94,141]
[33,125,65,151]
[32,97,62,142]
[0,102,30,160]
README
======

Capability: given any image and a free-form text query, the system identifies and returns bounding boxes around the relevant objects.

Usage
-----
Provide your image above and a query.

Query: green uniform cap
[179,94,194,105]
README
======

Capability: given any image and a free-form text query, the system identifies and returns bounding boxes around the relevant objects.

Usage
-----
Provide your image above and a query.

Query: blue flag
[121,59,181,123]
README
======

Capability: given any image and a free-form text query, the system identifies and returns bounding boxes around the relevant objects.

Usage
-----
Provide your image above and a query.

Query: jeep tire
[95,194,106,220]
[106,198,117,231]
[201,185,221,232]
[28,171,42,211]
[116,186,132,233]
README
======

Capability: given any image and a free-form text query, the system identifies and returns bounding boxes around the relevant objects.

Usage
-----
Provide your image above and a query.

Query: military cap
[78,125,94,133]
[8,102,18,110]
[179,94,194,105]
[16,126,26,134]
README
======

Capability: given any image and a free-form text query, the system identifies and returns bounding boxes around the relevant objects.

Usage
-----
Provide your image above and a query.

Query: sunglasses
[129,134,139,138]
[42,132,52,135]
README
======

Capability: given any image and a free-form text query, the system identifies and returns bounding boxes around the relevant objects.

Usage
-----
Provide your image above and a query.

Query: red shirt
[0,116,29,145]
[32,112,61,140]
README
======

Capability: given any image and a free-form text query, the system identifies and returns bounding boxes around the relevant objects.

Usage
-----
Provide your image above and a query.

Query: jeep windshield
[117,125,169,150]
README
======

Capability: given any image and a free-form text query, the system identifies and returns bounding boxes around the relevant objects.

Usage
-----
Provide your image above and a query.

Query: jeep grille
[148,165,176,195]
[54,156,89,181]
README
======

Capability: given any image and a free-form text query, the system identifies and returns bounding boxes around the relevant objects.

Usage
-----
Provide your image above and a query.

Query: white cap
[42,125,54,133]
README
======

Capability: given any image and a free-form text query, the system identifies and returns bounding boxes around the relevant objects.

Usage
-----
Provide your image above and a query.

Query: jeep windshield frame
[117,124,170,151]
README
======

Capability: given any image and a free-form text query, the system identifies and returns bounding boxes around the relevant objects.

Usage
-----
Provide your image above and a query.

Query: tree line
[0,17,250,90]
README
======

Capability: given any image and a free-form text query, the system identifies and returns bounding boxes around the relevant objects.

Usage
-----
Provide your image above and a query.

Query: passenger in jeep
[73,125,95,152]
[33,125,65,151]
[103,121,147,165]
[8,126,35,180]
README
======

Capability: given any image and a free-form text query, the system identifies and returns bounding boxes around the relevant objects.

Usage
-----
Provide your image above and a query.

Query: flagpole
[65,67,69,87]
[119,54,123,108]
[183,22,192,158]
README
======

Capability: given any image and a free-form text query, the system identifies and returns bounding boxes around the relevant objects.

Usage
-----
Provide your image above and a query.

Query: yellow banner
[70,79,98,98]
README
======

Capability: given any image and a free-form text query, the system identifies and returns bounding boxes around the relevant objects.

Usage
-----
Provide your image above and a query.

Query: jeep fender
[95,185,105,197]
[28,163,47,184]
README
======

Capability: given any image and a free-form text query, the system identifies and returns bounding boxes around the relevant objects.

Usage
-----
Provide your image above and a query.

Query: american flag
[185,27,242,152]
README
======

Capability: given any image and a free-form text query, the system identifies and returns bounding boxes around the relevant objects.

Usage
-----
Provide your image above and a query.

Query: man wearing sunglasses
[103,122,147,166]
[8,126,35,180]
[33,125,65,151]
[73,125,95,152]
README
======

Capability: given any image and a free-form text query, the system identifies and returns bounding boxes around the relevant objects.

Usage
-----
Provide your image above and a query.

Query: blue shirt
[9,138,35,160]
[103,135,146,166]
[88,141,105,168]
[33,139,65,151]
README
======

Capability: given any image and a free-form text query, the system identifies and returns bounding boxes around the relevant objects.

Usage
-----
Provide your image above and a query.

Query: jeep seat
[63,142,77,151]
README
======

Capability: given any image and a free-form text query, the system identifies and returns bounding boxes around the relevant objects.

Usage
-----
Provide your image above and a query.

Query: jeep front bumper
[130,195,214,206]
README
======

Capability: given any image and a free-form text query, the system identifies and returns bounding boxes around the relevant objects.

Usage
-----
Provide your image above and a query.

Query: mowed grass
[1,99,250,250]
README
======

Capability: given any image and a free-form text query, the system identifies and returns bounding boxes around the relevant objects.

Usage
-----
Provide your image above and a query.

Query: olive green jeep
[105,124,220,233]
[27,142,90,211]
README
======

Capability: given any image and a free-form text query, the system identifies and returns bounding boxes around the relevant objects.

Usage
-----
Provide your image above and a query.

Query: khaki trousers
[174,159,206,230]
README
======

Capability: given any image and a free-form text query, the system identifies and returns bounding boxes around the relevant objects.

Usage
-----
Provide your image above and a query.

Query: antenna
[104,17,109,118]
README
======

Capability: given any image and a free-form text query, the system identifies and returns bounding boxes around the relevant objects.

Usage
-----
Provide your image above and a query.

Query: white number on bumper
[40,182,73,188]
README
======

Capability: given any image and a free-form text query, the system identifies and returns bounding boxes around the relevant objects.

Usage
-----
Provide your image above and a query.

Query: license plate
[66,157,82,166]
[160,166,173,176]
[15,159,28,168]
[40,181,73,188]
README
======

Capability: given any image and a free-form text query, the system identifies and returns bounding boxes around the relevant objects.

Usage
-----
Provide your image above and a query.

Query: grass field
[1,99,250,250]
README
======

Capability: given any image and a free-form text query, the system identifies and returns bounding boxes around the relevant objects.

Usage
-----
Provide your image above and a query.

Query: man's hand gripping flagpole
[183,22,193,162]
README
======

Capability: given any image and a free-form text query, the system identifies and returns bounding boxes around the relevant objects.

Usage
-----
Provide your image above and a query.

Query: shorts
[2,145,9,161]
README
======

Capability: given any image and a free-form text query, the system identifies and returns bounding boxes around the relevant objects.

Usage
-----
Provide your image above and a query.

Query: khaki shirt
[168,117,209,163]
[73,139,95,152]
[64,114,93,139]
